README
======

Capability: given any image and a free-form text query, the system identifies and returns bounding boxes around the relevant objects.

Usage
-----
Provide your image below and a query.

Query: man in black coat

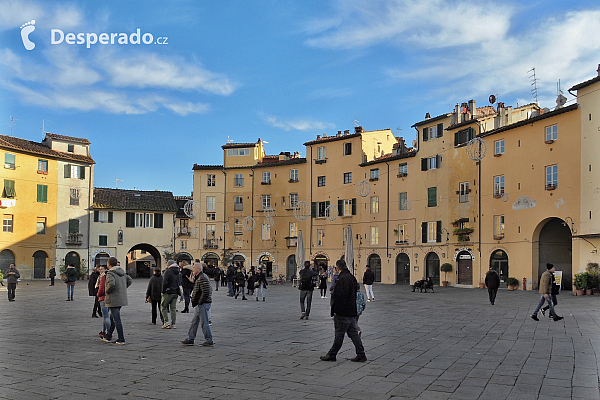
[320,259,367,362]
[484,267,501,305]
[88,266,102,318]
[226,263,236,297]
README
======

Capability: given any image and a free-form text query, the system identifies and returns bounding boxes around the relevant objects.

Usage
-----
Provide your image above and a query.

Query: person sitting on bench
[412,278,426,292]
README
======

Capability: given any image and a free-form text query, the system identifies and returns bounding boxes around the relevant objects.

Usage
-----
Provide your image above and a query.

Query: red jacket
[97,275,106,302]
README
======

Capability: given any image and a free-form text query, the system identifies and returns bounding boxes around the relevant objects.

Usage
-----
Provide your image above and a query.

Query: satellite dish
[489,94,496,104]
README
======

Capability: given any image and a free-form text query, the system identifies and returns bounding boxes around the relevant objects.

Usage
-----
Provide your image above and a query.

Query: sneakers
[531,314,539,321]
[541,308,546,317]
[180,339,194,345]
[300,313,306,320]
[199,341,213,347]
[553,316,564,321]
[320,354,336,362]
[256,297,259,301]
[102,336,112,343]
[242,297,247,300]
[263,297,265,301]
[111,340,126,345]
[209,321,213,326]
[161,323,171,329]
[305,315,309,320]
[171,325,176,329]
[98,332,105,339]
[367,299,371,302]
[351,355,367,362]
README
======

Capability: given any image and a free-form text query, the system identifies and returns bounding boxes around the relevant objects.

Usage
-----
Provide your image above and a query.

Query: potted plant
[440,263,452,286]
[586,263,599,294]
[573,273,587,296]
[507,277,519,291]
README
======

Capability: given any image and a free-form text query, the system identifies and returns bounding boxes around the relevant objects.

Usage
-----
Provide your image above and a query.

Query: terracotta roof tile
[93,188,178,212]
[0,134,95,164]
[45,132,90,145]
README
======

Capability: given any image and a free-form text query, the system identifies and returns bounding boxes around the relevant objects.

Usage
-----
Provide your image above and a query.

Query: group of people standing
[224,263,268,301]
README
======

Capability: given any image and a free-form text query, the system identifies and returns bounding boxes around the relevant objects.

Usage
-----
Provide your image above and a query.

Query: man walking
[48,265,56,286]
[103,257,132,345]
[320,259,366,362]
[484,267,500,305]
[226,263,236,297]
[299,261,318,320]
[180,260,193,313]
[531,263,564,322]
[362,265,375,302]
[6,264,20,301]
[180,263,213,347]
[161,260,182,329]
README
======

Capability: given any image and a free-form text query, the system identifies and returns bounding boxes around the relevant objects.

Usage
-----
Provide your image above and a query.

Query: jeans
[533,294,557,317]
[151,299,163,324]
[7,283,16,300]
[99,300,110,334]
[214,280,219,291]
[300,290,313,316]
[187,303,213,343]
[107,306,125,342]
[161,293,178,325]
[228,281,235,296]
[488,288,498,304]
[183,287,192,311]
[255,284,265,299]
[67,283,75,299]
[364,284,374,300]
[327,315,365,357]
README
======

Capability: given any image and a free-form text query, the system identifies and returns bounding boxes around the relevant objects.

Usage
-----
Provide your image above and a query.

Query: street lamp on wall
[563,217,576,234]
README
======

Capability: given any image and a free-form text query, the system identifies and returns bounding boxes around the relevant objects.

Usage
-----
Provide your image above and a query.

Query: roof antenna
[528,68,538,104]
[115,178,123,189]
[8,115,18,136]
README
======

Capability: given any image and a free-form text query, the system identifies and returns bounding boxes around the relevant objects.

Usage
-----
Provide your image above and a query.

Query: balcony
[286,237,298,247]
[203,239,218,249]
[67,233,83,245]
[177,226,190,236]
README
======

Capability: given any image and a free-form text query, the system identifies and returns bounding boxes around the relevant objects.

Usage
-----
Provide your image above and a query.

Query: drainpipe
[385,161,390,259]
[222,167,227,260]
[309,145,313,262]
[251,167,255,269]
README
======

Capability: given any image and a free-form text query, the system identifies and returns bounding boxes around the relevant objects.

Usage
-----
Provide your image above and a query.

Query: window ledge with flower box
[369,178,379,182]
[494,153,502,157]
[261,181,271,185]
[37,170,48,175]
[66,233,83,245]
[315,159,327,164]
[395,240,409,245]
[494,235,505,240]
[397,173,408,178]
[493,193,503,199]
[545,140,554,144]
[289,179,299,183]
[546,184,556,191]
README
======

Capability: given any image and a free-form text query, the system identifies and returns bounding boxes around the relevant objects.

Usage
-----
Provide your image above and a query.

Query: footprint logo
[20,20,36,50]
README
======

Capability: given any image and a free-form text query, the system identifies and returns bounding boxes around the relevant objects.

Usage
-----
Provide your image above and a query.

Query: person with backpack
[355,285,366,336]
[299,261,318,320]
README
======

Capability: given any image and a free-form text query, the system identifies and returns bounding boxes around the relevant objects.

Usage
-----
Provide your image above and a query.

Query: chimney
[338,130,342,135]
[316,135,321,139]
[468,99,476,118]
[425,112,431,119]
[336,131,342,137]
[322,132,327,138]
[354,126,364,134]
[344,130,349,135]
[597,63,600,76]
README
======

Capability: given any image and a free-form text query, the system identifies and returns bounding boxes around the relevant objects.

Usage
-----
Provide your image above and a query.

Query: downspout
[385,161,390,259]
[251,167,255,269]
[87,164,93,275]
[309,145,313,262]
[222,168,227,261]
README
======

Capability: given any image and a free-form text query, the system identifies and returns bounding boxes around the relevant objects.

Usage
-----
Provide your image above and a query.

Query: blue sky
[1,0,599,195]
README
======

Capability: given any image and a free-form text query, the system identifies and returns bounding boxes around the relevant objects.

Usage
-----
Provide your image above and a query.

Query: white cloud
[163,101,210,116]
[0,0,44,30]
[262,114,334,131]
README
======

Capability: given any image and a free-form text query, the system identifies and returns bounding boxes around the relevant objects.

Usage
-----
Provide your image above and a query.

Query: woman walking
[89,266,102,317]
[235,266,247,300]
[318,267,328,298]
[247,266,256,296]
[96,265,110,340]
[146,267,164,325]
[255,267,267,301]
[64,264,77,301]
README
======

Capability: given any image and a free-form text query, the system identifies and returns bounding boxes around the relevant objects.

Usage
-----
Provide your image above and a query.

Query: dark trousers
[183,287,192,311]
[7,283,16,300]
[300,290,313,316]
[214,280,219,291]
[488,288,498,304]
[151,299,164,324]
[327,315,365,357]
[50,277,55,286]
[92,296,102,316]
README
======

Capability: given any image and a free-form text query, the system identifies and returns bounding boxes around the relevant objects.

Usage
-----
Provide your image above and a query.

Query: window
[313,201,329,218]
[370,169,379,180]
[70,188,80,206]
[399,192,407,210]
[64,164,85,179]
[545,124,558,142]
[421,155,441,171]
[206,196,216,212]
[370,226,379,245]
[397,224,407,243]
[494,215,505,239]
[234,174,244,187]
[290,169,298,182]
[207,174,216,187]
[494,139,505,155]
[206,224,216,242]
[341,199,355,216]
[317,176,326,187]
[134,212,154,228]
[317,229,324,246]
[227,148,251,156]
[4,153,15,169]
[262,195,271,210]
[38,159,48,174]
[427,222,437,243]
[262,171,271,184]
[289,222,297,237]
[422,221,442,243]
[99,235,108,246]
[37,184,48,203]
[427,187,437,207]
[36,217,46,235]
[546,165,558,189]
[234,218,243,235]
[3,180,15,198]
[289,193,298,208]
[422,123,444,141]
[94,211,113,223]
[2,215,13,232]
[343,142,352,155]
[343,172,352,184]
[459,182,470,203]
[317,147,326,160]
[206,213,216,221]
[454,127,475,146]
[370,196,379,214]
[234,196,243,211]
[399,163,408,176]
[494,175,505,197]
[145,213,154,228]
[261,224,271,240]
[67,144,74,153]
[180,240,187,250]
[126,212,135,227]
[154,213,164,229]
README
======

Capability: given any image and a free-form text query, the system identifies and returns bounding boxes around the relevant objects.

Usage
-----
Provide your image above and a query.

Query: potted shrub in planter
[586,263,599,294]
[440,263,452,286]
[507,277,519,291]
[573,273,587,296]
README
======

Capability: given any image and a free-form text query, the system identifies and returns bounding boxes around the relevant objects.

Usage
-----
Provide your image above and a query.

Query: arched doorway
[395,253,410,284]
[259,254,273,277]
[232,254,246,267]
[176,252,193,265]
[65,251,80,278]
[127,244,161,278]
[0,249,15,274]
[456,251,473,285]
[538,218,572,289]
[425,252,440,285]
[33,250,48,279]
[314,254,328,268]
[490,250,508,285]
[201,252,220,267]
[94,252,109,268]
[286,255,296,281]
[368,254,382,282]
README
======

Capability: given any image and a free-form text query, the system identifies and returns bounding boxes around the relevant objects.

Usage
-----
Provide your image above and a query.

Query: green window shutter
[338,200,343,216]
[94,211,99,222]
[4,180,15,198]
[421,158,427,171]
[311,202,317,218]
[64,164,71,178]
[69,219,79,234]
[468,127,474,141]
[454,131,459,146]
[37,185,47,203]
[422,127,428,141]
[108,211,113,223]
[437,123,444,137]
[154,213,163,228]
[436,221,442,243]
[325,201,330,208]
[436,155,442,168]
[79,166,85,180]
[351,198,357,215]
[422,222,427,243]
[126,212,135,227]
[99,235,107,246]
[428,187,437,207]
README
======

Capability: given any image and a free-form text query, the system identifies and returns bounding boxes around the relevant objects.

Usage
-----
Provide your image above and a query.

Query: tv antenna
[8,115,18,136]
[227,136,234,143]
[528,67,538,104]
[354,115,359,127]
[115,178,123,189]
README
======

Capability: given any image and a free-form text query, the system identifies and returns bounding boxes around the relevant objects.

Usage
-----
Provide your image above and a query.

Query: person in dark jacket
[299,261,318,319]
[213,266,220,291]
[103,257,133,345]
[64,264,77,301]
[180,261,193,313]
[88,266,102,317]
[226,264,236,296]
[484,267,501,305]
[320,259,366,363]
[362,265,375,302]
[220,268,226,287]
[146,267,164,325]
[318,267,328,298]
[247,266,256,295]
[48,265,56,286]
[235,266,247,300]
[255,267,268,301]
[6,264,20,301]
[180,263,213,346]
[161,260,182,329]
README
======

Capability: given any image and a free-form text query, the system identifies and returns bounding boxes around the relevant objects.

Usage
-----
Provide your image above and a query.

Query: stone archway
[490,249,508,285]
[0,249,15,274]
[368,254,382,282]
[425,252,440,285]
[395,253,410,284]
[33,250,48,279]
[127,243,161,278]
[536,218,572,290]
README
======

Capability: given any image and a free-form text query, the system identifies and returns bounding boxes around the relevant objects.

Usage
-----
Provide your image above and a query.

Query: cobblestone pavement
[1,280,599,400]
